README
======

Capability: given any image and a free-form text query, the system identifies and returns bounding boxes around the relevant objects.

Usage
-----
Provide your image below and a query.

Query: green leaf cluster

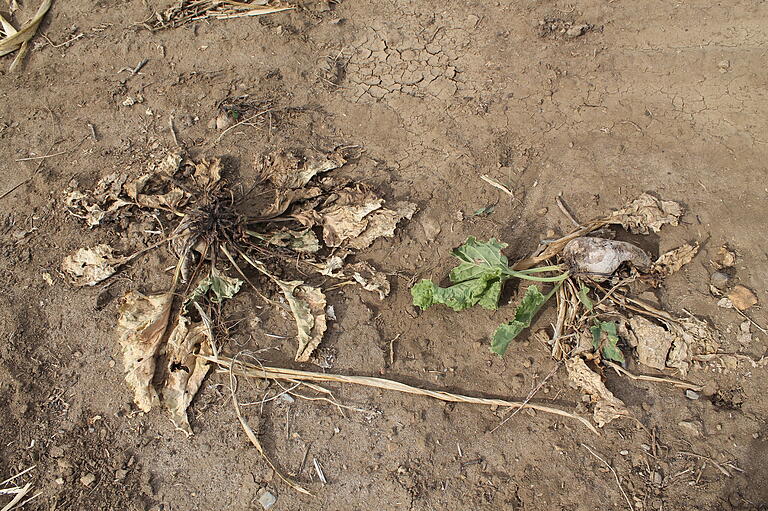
[412,237,511,311]
[411,237,568,355]
[590,320,625,363]
[187,272,243,306]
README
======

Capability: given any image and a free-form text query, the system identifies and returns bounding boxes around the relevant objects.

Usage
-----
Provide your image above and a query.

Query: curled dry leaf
[347,262,391,300]
[665,316,721,375]
[346,201,418,250]
[727,285,758,311]
[608,193,683,234]
[164,315,214,436]
[65,173,132,227]
[123,174,188,212]
[626,317,671,370]
[266,229,320,253]
[321,195,384,247]
[117,292,173,412]
[276,280,328,362]
[562,237,650,281]
[711,245,737,269]
[257,149,346,190]
[62,244,129,286]
[652,243,699,277]
[565,357,628,427]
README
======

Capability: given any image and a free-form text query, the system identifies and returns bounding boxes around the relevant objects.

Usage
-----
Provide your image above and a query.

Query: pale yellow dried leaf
[62,244,128,286]
[117,292,173,412]
[348,261,390,300]
[321,199,383,247]
[347,201,417,250]
[164,315,213,436]
[608,193,683,234]
[652,243,699,276]
[275,280,327,363]
[628,317,671,370]
[565,357,628,427]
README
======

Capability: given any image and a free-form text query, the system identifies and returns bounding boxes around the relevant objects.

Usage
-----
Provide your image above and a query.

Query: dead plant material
[117,291,174,412]
[0,0,52,71]
[652,242,699,277]
[1,465,41,511]
[148,0,294,30]
[66,147,414,432]
[206,354,599,434]
[565,357,628,427]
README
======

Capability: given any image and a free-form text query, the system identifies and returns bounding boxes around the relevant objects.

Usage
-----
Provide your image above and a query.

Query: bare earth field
[1,1,767,510]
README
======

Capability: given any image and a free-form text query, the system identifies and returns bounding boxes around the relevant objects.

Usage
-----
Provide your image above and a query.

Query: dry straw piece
[149,0,294,29]
[205,354,599,434]
[0,0,52,71]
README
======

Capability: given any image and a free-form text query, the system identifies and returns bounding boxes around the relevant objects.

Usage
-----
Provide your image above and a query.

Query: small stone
[108,359,116,368]
[257,489,277,510]
[80,473,96,487]
[685,390,700,400]
[620,450,629,456]
[115,469,128,480]
[650,471,662,486]
[710,271,730,290]
[122,97,136,107]
[522,358,533,368]
[49,446,65,458]
[536,207,548,216]
[55,477,65,485]
[727,285,758,311]
[277,393,295,404]
[753,433,760,439]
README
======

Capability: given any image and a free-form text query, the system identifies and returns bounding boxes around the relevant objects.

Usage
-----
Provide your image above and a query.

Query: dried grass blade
[227,357,312,495]
[0,0,52,57]
[206,355,598,434]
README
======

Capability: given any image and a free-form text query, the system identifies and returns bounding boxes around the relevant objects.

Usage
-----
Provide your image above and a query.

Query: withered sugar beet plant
[411,237,569,355]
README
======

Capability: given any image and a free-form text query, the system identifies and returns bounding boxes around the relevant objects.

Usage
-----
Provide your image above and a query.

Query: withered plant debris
[413,192,729,428]
[64,147,415,434]
[146,0,294,30]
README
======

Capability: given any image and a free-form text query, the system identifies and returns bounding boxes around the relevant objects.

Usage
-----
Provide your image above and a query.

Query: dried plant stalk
[205,354,599,434]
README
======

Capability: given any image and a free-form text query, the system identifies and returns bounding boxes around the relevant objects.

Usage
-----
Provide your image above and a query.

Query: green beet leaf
[490,285,547,355]
[590,320,625,363]
[411,237,513,312]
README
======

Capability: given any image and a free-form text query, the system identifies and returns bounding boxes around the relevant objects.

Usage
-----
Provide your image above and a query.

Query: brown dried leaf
[712,245,737,269]
[276,280,327,362]
[628,317,671,370]
[164,315,213,436]
[192,157,222,189]
[62,244,128,286]
[347,201,417,250]
[565,357,628,427]
[727,285,758,311]
[666,316,721,375]
[117,292,173,412]
[347,261,391,300]
[124,174,188,212]
[608,193,683,234]
[258,149,345,190]
[652,243,699,277]
[65,173,131,227]
[321,198,384,247]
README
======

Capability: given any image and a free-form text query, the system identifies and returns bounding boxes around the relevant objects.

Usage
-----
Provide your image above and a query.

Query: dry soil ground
[1,0,767,510]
